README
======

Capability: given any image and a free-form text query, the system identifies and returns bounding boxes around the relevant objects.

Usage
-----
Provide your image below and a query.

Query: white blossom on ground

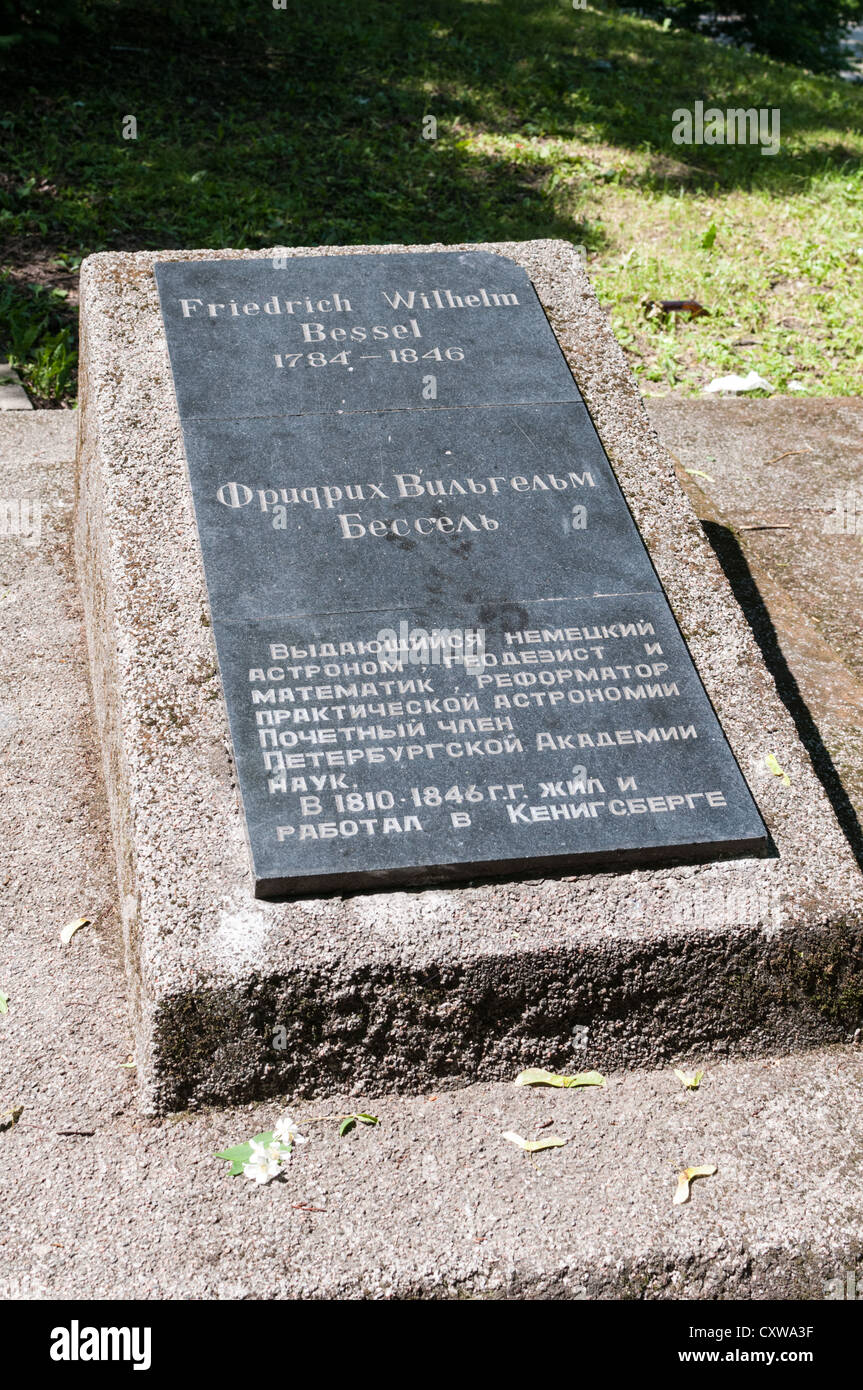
[272,1112,307,1147]
[242,1139,287,1185]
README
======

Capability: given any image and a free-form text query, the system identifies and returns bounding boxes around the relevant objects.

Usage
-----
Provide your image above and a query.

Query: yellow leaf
[674,1068,704,1090]
[515,1068,605,1088]
[0,1105,23,1131]
[684,467,715,482]
[502,1131,567,1153]
[60,917,90,946]
[673,1164,717,1204]
[765,753,790,786]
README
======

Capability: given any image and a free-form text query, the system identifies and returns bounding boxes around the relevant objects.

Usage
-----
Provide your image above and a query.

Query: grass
[0,276,77,405]
[1,0,862,403]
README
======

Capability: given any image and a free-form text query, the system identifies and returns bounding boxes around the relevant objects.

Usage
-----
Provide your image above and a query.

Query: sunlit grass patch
[1,0,861,400]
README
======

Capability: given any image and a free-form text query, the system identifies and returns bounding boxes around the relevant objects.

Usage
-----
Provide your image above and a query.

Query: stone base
[75,241,863,1114]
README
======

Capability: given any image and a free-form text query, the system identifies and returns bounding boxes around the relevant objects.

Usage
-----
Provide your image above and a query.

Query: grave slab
[75,241,863,1114]
[153,251,766,895]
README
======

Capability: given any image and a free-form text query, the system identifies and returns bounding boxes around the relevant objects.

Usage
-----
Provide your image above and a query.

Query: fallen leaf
[661,299,709,316]
[674,1068,704,1090]
[338,1112,379,1136]
[644,298,709,319]
[119,1055,136,1069]
[0,990,8,1015]
[0,1105,23,1132]
[765,753,791,786]
[60,917,90,946]
[684,468,715,482]
[216,1129,277,1177]
[569,1071,606,1087]
[515,1068,605,1089]
[673,1164,717,1204]
[502,1131,567,1153]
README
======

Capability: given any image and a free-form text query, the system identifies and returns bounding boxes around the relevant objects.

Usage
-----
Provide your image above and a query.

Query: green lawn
[1,0,862,402]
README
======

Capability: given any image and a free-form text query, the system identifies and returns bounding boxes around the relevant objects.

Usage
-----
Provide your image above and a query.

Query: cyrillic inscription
[155,251,767,895]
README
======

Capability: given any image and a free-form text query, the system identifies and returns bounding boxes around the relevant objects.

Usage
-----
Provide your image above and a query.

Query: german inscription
[155,251,768,895]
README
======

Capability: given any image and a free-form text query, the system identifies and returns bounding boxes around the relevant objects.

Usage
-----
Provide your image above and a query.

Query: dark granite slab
[154,250,768,895]
[215,594,767,895]
[155,251,581,420]
[179,402,662,619]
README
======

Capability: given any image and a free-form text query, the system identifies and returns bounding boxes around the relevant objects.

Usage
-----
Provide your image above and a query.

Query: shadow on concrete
[702,518,863,873]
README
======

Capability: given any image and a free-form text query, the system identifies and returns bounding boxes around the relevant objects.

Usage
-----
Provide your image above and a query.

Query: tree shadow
[1,0,861,263]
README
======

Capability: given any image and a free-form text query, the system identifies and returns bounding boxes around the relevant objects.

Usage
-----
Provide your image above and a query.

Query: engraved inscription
[155,251,768,895]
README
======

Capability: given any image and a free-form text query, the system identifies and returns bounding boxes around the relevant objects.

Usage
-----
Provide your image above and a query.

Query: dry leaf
[684,468,715,482]
[515,1068,605,1089]
[661,299,709,316]
[0,1105,23,1132]
[644,299,709,319]
[60,917,90,946]
[673,1164,717,1204]
[674,1068,704,1090]
[502,1131,567,1153]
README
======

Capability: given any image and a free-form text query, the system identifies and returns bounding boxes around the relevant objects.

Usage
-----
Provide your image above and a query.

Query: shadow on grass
[1,0,861,265]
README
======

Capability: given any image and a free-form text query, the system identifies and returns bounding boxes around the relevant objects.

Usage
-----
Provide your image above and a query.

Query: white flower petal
[272,1112,307,1147]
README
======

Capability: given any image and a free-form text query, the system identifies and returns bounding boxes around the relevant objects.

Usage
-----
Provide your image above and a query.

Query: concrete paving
[1,404,862,1298]
[651,397,863,861]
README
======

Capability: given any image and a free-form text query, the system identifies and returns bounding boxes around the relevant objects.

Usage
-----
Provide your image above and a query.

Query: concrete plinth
[75,241,863,1114]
